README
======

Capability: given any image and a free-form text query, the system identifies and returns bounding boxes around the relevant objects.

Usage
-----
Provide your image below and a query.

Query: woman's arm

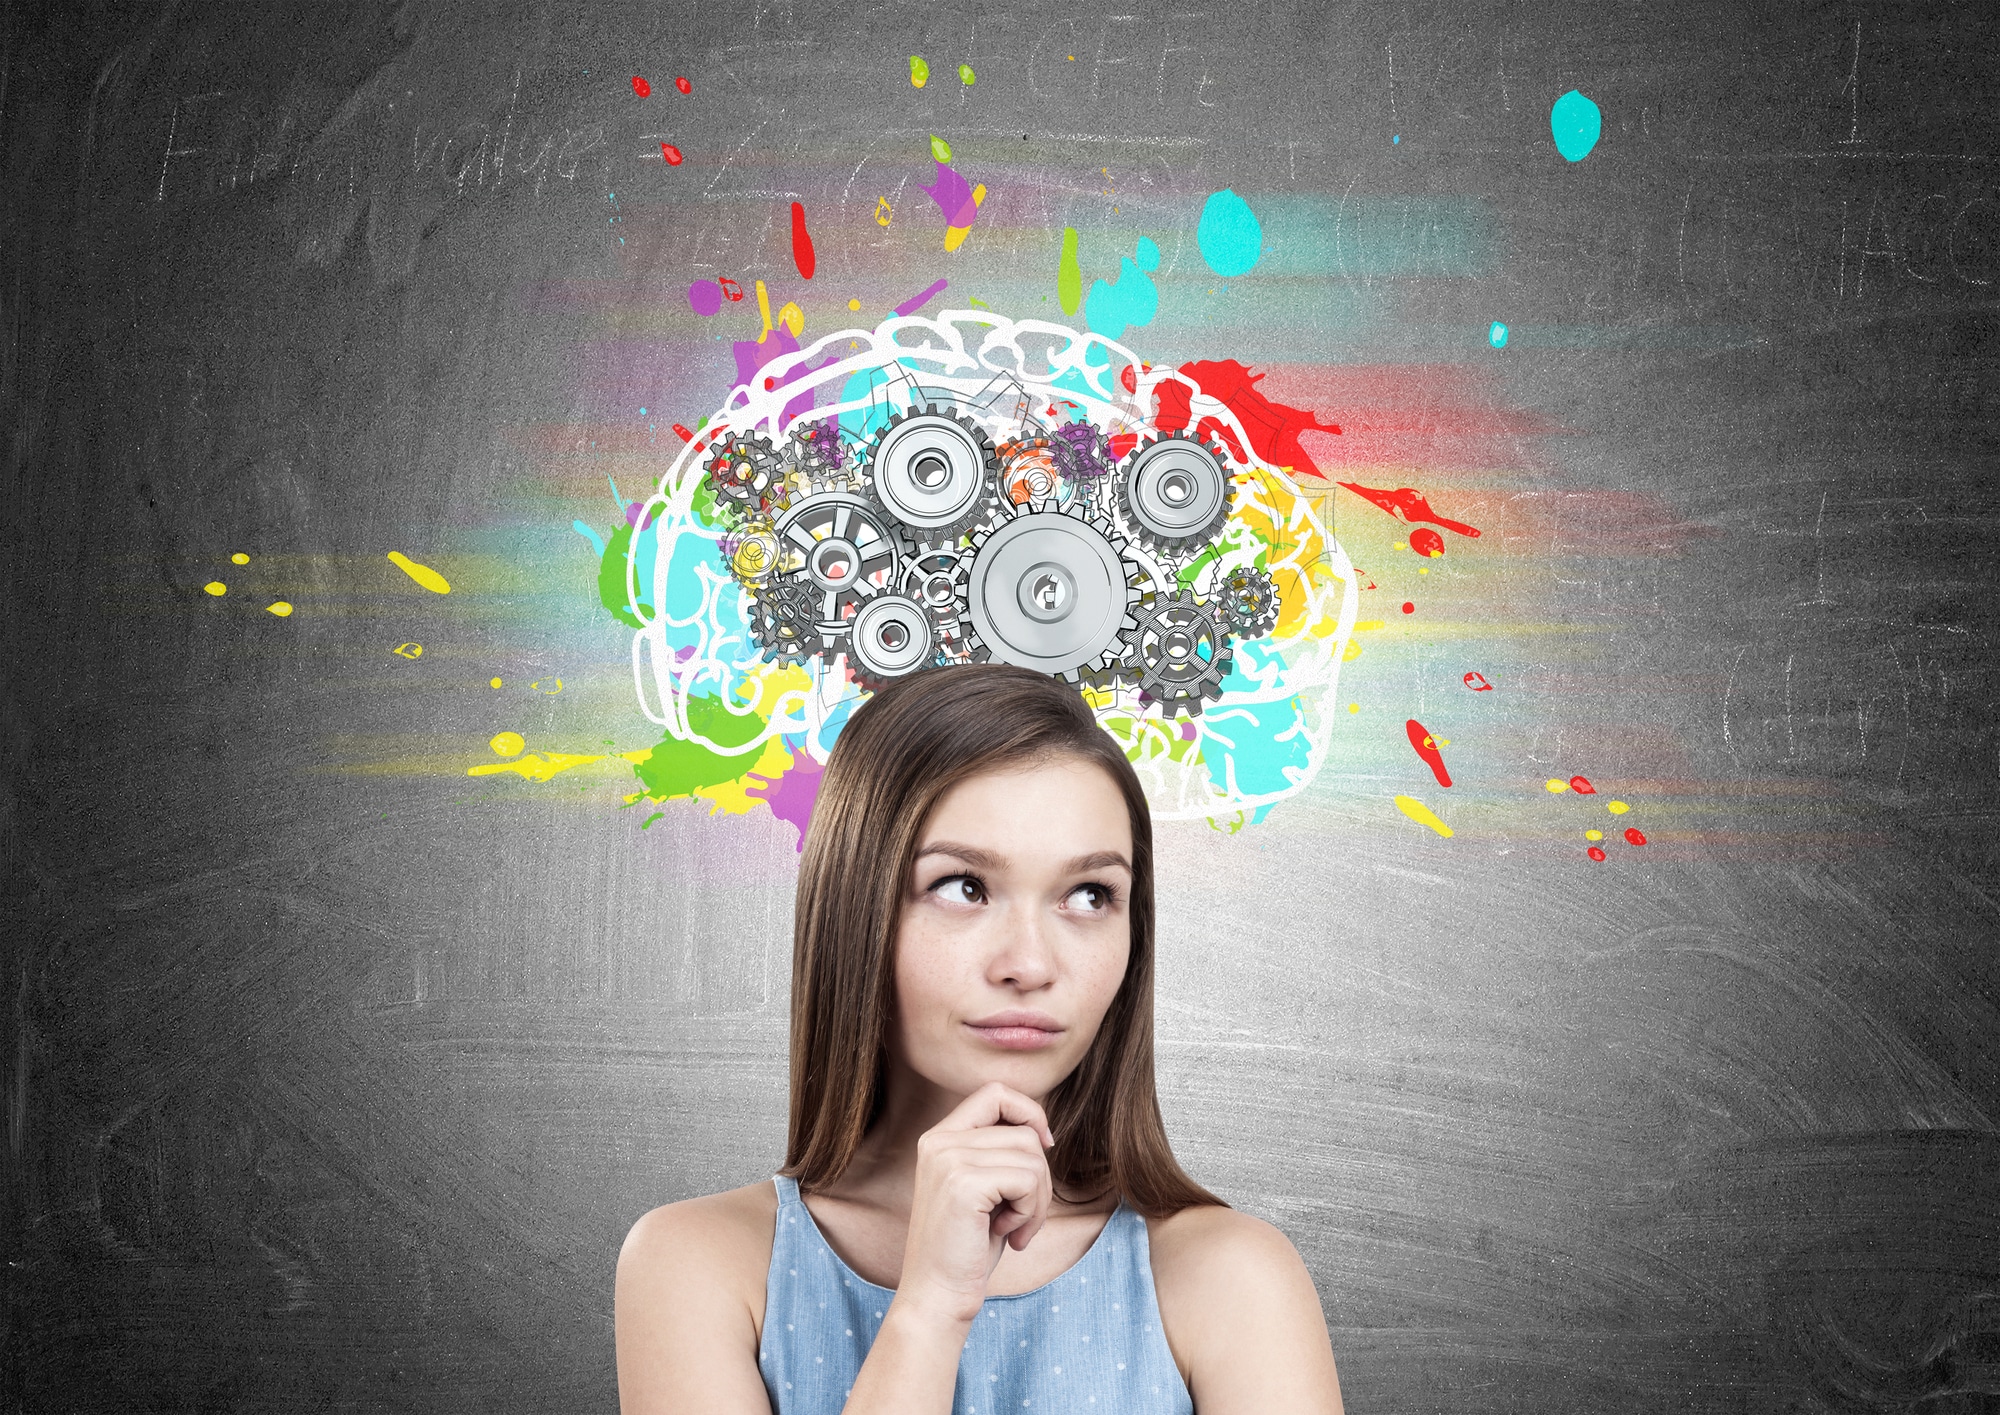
[615,1200,775,1415]
[1154,1207,1346,1415]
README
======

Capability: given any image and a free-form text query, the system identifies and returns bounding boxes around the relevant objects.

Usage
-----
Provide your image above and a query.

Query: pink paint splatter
[749,748,825,850]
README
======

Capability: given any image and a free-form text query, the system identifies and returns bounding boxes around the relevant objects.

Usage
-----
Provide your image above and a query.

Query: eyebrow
[914,841,1134,876]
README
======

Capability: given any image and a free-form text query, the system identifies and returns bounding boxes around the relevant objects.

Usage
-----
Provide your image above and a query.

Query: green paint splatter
[631,694,768,799]
[929,134,953,164]
[1057,227,1081,315]
[596,521,651,629]
[909,55,929,88]
[958,64,976,85]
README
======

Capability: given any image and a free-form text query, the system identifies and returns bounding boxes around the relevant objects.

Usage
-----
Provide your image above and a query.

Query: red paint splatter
[764,377,776,390]
[1409,527,1445,557]
[1405,718,1452,787]
[1624,828,1647,846]
[1569,775,1595,794]
[1463,671,1493,691]
[1335,482,1482,538]
[717,276,744,302]
[1120,364,1137,394]
[1587,846,1606,861]
[672,424,694,442]
[674,75,692,94]
[631,76,652,97]
[1108,432,1139,462]
[660,142,683,166]
[1150,360,1341,476]
[1401,601,1414,614]
[791,202,816,280]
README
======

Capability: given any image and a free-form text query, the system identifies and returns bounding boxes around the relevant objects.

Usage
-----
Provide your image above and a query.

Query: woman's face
[890,754,1135,1105]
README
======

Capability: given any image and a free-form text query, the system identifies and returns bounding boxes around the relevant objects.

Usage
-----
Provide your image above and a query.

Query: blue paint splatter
[1488,321,1509,348]
[1392,134,1400,144]
[1550,89,1601,162]
[1083,239,1160,340]
[1197,189,1263,277]
[572,520,607,557]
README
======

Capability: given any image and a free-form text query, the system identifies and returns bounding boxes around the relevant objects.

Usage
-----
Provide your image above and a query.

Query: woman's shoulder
[1144,1199,1305,1285]
[618,1178,780,1302]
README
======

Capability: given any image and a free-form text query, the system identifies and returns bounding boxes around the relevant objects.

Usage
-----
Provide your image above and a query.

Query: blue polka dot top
[758,1174,1194,1414]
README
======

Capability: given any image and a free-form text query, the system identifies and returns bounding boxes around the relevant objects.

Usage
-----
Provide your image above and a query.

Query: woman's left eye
[1067,883,1117,911]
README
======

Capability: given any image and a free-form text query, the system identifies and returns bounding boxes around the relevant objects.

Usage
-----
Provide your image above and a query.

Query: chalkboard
[8,1,1998,1411]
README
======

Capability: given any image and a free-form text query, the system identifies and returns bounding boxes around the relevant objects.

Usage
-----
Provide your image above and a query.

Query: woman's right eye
[930,874,985,904]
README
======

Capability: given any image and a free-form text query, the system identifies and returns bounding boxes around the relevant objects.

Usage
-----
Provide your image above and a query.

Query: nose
[987,899,1058,990]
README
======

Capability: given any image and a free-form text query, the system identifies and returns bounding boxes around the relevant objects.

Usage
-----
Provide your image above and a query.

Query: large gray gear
[1114,434,1234,552]
[866,405,1002,539]
[1130,588,1233,717]
[1216,565,1279,638]
[768,489,901,635]
[844,591,938,692]
[958,501,1142,682]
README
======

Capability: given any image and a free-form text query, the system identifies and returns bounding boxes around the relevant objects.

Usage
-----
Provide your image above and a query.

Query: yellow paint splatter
[231,552,250,565]
[909,55,929,87]
[848,297,862,310]
[775,301,804,337]
[467,750,607,782]
[1394,795,1453,838]
[1585,829,1604,841]
[874,196,893,227]
[692,733,792,816]
[265,601,293,616]
[1348,703,1359,713]
[203,581,227,596]
[490,732,525,756]
[387,551,451,593]
[1546,778,1570,793]
[1608,800,1630,814]
[393,643,423,658]
[1342,638,1363,661]
[1352,619,1385,633]
[489,677,503,689]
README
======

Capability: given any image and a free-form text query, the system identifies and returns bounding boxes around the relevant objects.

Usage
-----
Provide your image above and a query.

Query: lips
[964,1010,1065,1051]
[965,1010,1062,1031]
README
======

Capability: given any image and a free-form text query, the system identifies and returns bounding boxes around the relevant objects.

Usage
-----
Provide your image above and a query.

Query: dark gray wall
[6,1,1997,1411]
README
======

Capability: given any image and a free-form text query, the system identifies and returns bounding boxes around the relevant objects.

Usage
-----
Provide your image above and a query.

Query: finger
[934,1081,1055,1148]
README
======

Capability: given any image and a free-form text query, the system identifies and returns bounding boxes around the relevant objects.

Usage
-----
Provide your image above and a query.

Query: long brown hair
[781,662,1226,1220]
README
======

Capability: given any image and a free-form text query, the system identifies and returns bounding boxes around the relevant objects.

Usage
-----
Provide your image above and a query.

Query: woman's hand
[891,1080,1055,1327]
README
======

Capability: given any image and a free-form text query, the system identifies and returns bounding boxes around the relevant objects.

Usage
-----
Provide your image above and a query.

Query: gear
[958,501,1142,682]
[1216,565,1279,638]
[721,512,781,589]
[1131,588,1233,717]
[704,431,786,513]
[845,591,938,691]
[898,540,974,622]
[998,436,1065,508]
[1114,434,1234,552]
[767,488,901,638]
[748,579,829,664]
[866,405,1002,539]
[1051,422,1116,485]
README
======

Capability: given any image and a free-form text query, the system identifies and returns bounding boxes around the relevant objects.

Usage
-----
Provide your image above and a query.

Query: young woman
[615,663,1344,1415]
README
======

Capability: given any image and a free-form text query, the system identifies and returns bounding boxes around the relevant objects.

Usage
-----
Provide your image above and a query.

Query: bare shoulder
[1147,1204,1345,1415]
[615,1180,781,1415]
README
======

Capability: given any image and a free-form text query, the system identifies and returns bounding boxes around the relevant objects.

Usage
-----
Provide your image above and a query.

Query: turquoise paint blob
[1550,89,1601,162]
[1134,236,1160,272]
[1196,189,1263,277]
[1488,321,1509,348]
[1083,250,1159,340]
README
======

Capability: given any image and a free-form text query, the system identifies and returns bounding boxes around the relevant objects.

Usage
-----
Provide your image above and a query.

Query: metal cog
[720,511,781,589]
[1130,587,1233,717]
[1216,565,1279,639]
[1051,422,1116,486]
[704,431,786,513]
[844,591,939,692]
[897,540,974,623]
[997,436,1066,509]
[766,488,901,642]
[866,404,1003,540]
[1114,434,1234,553]
[748,579,828,664]
[957,501,1143,683]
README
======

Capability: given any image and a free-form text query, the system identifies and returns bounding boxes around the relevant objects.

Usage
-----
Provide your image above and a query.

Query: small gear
[998,436,1065,507]
[1051,422,1116,485]
[866,404,1003,539]
[748,579,829,664]
[1114,434,1234,553]
[704,431,786,513]
[845,591,938,691]
[1216,566,1279,638]
[721,512,781,589]
[898,540,974,622]
[1130,587,1233,717]
[767,489,901,641]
